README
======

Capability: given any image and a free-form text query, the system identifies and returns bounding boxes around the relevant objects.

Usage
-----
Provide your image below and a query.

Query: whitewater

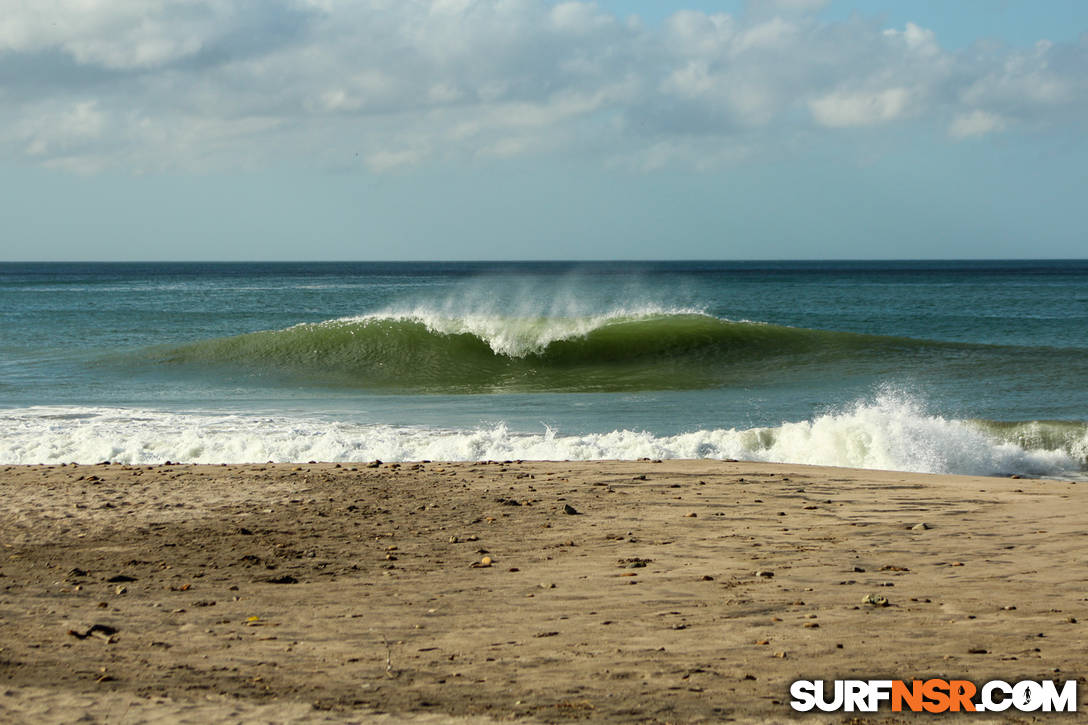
[2,393,1084,479]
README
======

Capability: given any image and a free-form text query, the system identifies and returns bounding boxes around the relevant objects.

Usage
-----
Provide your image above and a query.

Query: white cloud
[427,83,464,104]
[365,147,428,172]
[549,2,613,34]
[961,41,1078,111]
[480,136,533,158]
[430,0,475,16]
[743,0,829,19]
[0,0,279,70]
[883,22,940,58]
[0,1,1085,172]
[949,109,1005,138]
[756,0,830,12]
[664,11,736,57]
[734,18,797,54]
[809,87,914,127]
[663,62,715,98]
[20,100,107,159]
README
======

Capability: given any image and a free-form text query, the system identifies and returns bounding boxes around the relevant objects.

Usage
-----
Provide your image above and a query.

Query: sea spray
[746,392,1079,476]
[2,398,1083,479]
[357,304,708,357]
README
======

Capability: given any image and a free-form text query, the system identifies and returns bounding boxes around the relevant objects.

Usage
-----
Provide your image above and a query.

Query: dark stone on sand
[563,504,580,515]
[68,623,119,642]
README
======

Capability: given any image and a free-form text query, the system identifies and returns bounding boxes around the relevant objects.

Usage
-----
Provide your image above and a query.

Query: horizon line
[4,258,1088,264]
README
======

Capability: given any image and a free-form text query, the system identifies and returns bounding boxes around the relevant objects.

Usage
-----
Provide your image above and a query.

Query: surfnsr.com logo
[790,679,1077,713]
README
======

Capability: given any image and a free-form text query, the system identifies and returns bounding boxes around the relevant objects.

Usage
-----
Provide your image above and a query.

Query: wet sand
[1,459,1085,723]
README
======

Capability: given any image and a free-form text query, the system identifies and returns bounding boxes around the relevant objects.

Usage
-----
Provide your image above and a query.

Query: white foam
[325,271,712,357]
[332,305,708,358]
[0,395,1082,479]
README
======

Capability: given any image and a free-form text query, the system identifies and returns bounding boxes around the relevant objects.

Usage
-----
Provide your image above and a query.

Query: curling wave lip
[152,311,980,394]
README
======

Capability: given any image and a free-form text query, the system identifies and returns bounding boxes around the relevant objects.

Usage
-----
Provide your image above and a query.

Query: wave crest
[359,305,706,357]
[154,311,934,392]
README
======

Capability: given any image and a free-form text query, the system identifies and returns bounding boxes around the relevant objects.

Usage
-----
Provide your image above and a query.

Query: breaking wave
[2,394,1084,479]
[152,310,959,392]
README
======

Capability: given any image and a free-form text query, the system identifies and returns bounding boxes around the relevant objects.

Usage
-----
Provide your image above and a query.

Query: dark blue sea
[1,261,1085,477]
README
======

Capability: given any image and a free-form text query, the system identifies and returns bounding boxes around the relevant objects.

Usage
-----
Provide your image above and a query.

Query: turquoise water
[1,261,1085,477]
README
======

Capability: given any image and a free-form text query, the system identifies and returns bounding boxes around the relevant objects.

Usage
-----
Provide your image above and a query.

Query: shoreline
[1,459,1086,722]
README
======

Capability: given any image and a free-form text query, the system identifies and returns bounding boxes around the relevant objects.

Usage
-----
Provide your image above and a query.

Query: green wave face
[155,312,957,393]
[974,420,1088,464]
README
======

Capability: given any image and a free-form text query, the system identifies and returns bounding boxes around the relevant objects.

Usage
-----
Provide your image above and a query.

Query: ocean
[1,261,1086,478]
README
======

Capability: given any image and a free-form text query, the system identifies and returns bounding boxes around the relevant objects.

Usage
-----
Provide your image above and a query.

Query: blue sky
[2,0,1087,260]
[597,1,1088,48]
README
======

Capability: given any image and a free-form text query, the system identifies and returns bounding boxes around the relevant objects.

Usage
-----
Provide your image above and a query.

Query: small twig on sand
[381,634,399,679]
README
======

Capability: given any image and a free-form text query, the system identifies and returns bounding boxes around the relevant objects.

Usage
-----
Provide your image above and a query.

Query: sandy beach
[1,459,1085,723]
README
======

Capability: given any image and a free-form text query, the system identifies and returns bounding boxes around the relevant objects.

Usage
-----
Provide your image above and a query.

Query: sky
[2,0,1087,261]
